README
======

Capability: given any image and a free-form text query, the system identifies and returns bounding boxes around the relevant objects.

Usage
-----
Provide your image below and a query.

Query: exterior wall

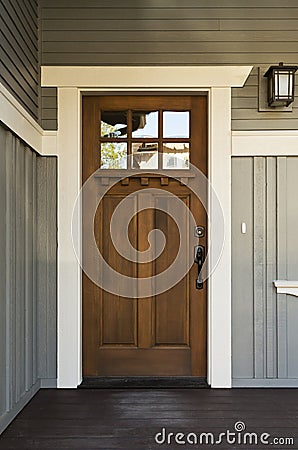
[39,0,298,131]
[1,0,298,396]
[0,124,57,434]
[0,0,39,122]
[232,156,298,386]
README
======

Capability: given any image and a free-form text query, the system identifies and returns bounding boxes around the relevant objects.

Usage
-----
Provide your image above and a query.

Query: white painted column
[56,88,82,387]
[208,87,232,388]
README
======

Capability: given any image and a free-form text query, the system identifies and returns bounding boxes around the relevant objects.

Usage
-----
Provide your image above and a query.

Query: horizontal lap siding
[40,0,298,130]
[41,88,57,136]
[232,157,298,385]
[0,124,57,434]
[0,0,39,122]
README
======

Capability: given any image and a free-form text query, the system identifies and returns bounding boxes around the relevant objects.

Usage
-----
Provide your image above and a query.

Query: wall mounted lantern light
[264,62,298,107]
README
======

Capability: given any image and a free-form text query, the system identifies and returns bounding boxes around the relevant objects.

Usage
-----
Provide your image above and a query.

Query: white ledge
[0,83,57,156]
[274,280,298,297]
[41,65,253,88]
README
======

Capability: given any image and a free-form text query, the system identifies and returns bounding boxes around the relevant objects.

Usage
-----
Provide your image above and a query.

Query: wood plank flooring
[0,388,298,449]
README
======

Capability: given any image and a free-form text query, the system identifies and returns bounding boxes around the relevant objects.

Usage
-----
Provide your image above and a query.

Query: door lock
[195,226,205,238]
[194,245,205,290]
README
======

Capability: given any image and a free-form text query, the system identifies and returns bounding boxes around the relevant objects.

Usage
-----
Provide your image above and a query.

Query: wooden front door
[82,96,207,377]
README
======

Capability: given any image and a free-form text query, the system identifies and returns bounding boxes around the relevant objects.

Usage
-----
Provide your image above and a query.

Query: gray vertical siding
[0,0,39,122]
[0,124,57,434]
[0,125,7,419]
[232,156,298,386]
[37,157,57,386]
[39,0,298,131]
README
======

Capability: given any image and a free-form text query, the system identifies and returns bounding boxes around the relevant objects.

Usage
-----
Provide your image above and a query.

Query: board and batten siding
[39,0,298,131]
[0,0,39,123]
[0,124,57,434]
[232,157,298,386]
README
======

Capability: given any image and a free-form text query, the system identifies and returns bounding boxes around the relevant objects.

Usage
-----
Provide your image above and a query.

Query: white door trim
[41,65,252,388]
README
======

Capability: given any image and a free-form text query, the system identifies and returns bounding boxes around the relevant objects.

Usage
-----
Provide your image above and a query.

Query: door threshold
[79,376,209,389]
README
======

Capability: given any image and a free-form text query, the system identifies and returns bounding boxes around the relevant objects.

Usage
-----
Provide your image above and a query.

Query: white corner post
[41,65,252,388]
[56,88,82,387]
[208,87,232,387]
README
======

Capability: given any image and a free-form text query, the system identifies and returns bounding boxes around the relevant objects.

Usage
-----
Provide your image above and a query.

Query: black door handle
[194,245,205,290]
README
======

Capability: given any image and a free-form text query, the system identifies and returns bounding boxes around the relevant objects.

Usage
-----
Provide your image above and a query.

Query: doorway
[82,95,207,378]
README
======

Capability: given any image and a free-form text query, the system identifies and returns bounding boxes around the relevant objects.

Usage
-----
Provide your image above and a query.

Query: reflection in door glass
[163,111,190,138]
[162,143,189,169]
[132,111,158,138]
[101,111,127,138]
[100,142,127,169]
[132,142,158,169]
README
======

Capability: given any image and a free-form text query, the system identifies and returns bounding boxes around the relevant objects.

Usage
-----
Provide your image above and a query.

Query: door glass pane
[162,143,190,169]
[163,111,190,138]
[101,111,127,138]
[132,111,158,138]
[100,142,127,169]
[132,142,158,169]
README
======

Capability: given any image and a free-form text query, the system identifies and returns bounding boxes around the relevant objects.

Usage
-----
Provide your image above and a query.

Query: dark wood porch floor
[0,388,298,449]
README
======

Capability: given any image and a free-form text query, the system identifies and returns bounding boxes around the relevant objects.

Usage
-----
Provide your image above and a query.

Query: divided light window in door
[100,110,190,170]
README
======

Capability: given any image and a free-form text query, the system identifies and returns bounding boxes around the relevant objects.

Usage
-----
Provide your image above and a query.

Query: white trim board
[232,130,298,156]
[41,65,252,390]
[41,66,252,89]
[0,83,57,156]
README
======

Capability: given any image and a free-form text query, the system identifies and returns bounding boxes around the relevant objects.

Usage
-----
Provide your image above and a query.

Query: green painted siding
[40,0,298,130]
[0,0,39,122]
[1,1,297,130]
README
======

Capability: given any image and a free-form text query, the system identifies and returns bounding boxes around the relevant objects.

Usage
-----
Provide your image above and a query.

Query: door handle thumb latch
[194,245,205,290]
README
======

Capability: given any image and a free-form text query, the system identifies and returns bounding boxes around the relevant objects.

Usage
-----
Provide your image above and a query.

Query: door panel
[82,95,207,377]
[101,194,137,346]
[155,196,189,346]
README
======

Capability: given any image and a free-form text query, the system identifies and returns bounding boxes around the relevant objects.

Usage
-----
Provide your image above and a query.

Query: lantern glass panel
[275,71,291,98]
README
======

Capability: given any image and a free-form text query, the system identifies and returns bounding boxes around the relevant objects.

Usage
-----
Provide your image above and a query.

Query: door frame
[41,65,252,388]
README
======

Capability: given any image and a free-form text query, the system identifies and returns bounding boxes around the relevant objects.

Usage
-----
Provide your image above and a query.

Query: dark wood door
[82,96,207,377]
